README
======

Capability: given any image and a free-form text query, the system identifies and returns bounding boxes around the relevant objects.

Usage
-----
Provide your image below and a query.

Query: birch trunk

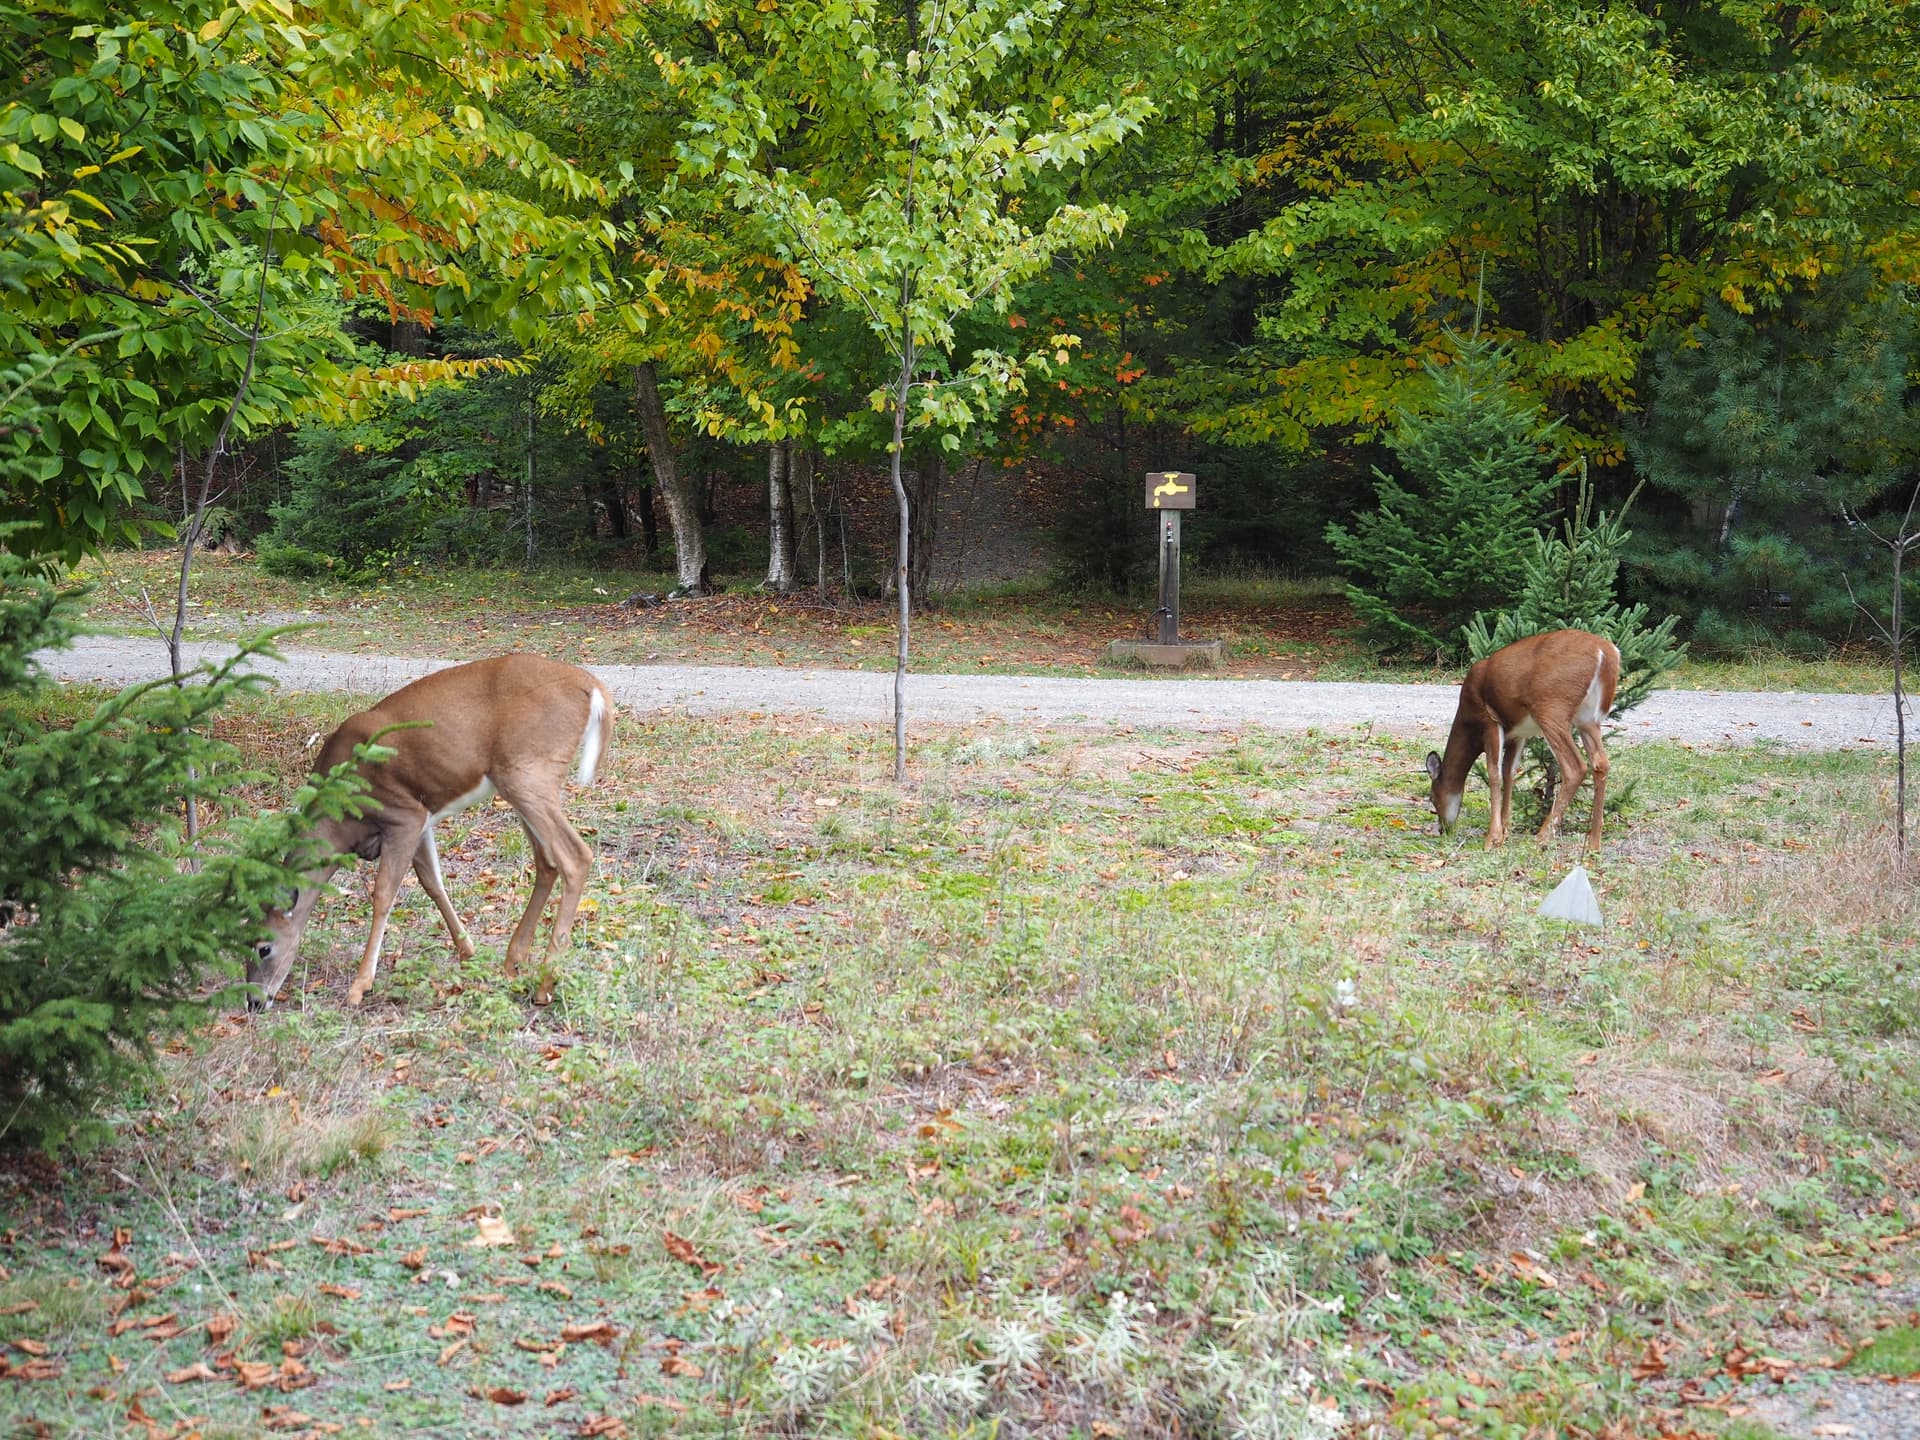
[633,361,708,594]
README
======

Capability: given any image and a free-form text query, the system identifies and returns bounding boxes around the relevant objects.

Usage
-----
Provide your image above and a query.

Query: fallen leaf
[579,1417,630,1438]
[428,1312,475,1340]
[438,1338,470,1366]
[384,1377,411,1392]
[545,1386,578,1406]
[400,1247,428,1271]
[660,1354,703,1379]
[312,1234,372,1257]
[205,1312,238,1345]
[561,1319,618,1345]
[389,1207,429,1221]
[166,1362,222,1383]
[261,1405,314,1430]
[469,1217,515,1248]
[662,1230,720,1276]
[11,1339,49,1357]
[317,1284,361,1301]
[477,1385,527,1405]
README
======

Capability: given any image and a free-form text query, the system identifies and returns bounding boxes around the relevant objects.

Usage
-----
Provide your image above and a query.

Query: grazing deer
[247,654,614,1010]
[1425,629,1621,850]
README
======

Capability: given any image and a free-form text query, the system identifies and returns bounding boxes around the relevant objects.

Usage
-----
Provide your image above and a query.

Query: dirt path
[38,633,1903,749]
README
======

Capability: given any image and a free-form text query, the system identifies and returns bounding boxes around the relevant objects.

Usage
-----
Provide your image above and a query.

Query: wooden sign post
[1107,471,1220,668]
[1145,470,1194,643]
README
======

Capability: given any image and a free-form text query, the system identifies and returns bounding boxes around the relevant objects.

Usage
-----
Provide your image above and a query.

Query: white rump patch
[574,688,608,786]
[1575,649,1608,726]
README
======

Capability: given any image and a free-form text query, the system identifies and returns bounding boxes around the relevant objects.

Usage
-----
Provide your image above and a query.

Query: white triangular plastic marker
[1538,865,1603,927]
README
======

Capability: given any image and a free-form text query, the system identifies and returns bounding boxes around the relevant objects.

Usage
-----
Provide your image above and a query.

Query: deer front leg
[412,828,476,959]
[1482,724,1509,847]
[346,816,426,1007]
[1498,735,1524,848]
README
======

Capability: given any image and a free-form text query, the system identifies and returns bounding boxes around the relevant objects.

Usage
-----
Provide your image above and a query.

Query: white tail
[1424,629,1621,851]
[249,654,616,1009]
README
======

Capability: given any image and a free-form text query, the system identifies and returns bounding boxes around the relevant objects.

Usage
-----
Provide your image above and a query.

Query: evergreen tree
[0,545,365,1151]
[1627,282,1920,652]
[1326,330,1560,659]
[1464,472,1687,713]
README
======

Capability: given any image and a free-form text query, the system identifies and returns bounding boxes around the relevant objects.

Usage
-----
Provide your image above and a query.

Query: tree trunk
[524,390,536,566]
[908,450,943,603]
[764,439,796,592]
[599,478,629,540]
[638,483,659,556]
[789,445,823,599]
[633,361,708,594]
[889,354,914,783]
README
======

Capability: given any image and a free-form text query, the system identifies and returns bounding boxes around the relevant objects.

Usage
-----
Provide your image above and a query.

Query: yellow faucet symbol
[1152,473,1190,500]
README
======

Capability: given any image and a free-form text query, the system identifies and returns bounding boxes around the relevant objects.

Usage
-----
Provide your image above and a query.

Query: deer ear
[1424,751,1443,782]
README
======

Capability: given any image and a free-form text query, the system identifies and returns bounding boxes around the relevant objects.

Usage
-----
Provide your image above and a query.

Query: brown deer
[247,654,614,1009]
[1424,629,1620,850]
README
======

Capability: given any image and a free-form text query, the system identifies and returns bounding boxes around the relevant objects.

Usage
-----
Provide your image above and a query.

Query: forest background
[6,0,1920,661]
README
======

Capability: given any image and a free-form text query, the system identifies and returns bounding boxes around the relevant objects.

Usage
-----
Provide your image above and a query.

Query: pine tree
[1628,281,1920,651]
[0,547,365,1151]
[1326,329,1561,659]
[1464,470,1687,713]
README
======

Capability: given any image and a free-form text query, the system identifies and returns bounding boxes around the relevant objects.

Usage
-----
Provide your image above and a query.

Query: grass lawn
[68,550,1899,693]
[2,698,1916,1438]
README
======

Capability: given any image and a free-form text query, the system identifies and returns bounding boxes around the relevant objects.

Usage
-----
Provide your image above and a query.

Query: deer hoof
[345,984,368,1007]
[455,936,476,960]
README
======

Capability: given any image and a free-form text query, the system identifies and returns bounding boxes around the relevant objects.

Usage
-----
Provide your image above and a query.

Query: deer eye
[257,942,273,960]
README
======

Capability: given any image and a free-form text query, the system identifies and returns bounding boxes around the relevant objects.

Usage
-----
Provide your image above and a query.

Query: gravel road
[38,633,1904,750]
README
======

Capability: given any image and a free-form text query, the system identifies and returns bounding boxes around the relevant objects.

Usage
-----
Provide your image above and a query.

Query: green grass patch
[1,704,1914,1437]
[1847,1325,1920,1376]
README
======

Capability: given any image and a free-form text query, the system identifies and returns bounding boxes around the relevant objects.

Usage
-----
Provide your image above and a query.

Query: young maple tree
[676,0,1149,777]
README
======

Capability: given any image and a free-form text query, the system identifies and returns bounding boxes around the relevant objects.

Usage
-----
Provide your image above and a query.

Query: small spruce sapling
[0,550,365,1152]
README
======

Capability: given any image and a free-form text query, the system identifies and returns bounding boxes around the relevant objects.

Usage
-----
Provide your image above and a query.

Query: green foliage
[681,0,1150,444]
[0,551,363,1152]
[0,0,345,561]
[1326,332,1560,658]
[1464,473,1687,713]
[1627,283,1920,651]
[262,377,518,578]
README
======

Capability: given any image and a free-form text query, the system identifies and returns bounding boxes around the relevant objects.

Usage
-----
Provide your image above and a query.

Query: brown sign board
[1144,470,1196,510]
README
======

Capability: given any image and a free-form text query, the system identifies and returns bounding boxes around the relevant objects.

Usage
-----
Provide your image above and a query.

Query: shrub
[0,553,362,1151]
[1325,329,1560,659]
[1463,470,1687,713]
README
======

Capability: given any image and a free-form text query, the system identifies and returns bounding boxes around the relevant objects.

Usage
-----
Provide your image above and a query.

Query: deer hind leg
[347,814,428,1007]
[493,755,595,1004]
[519,800,593,1007]
[1536,720,1587,844]
[412,827,475,960]
[502,816,561,984]
[1577,718,1610,850]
